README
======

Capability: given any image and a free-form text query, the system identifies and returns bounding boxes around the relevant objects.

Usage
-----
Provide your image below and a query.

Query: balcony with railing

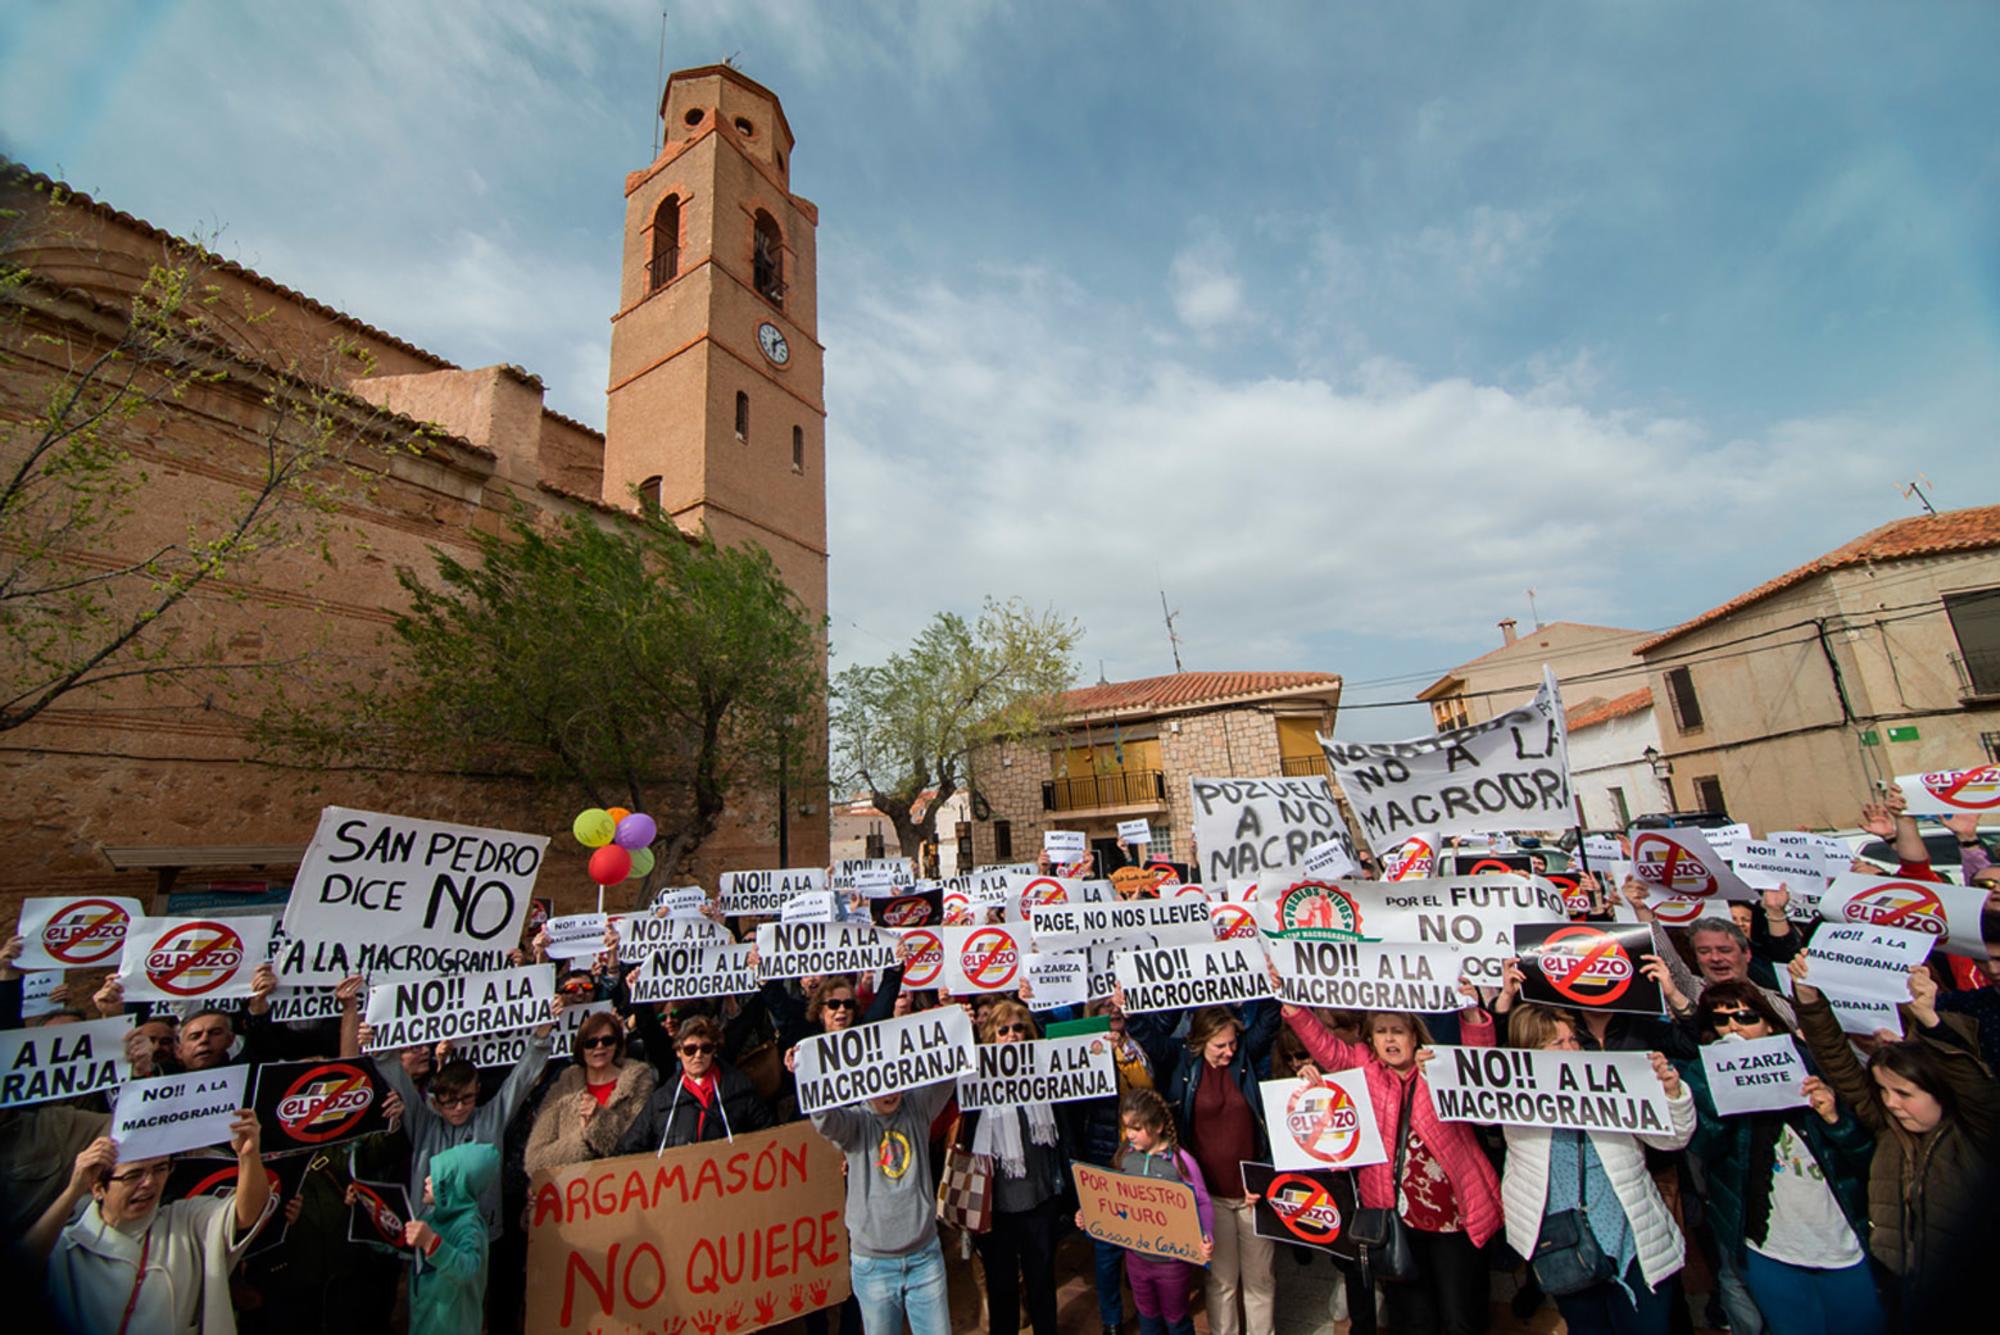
[1043,768,1165,813]
[1949,650,2000,704]
[1280,754,1329,777]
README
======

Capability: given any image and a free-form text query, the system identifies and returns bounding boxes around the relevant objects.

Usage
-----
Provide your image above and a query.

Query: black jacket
[615,1061,775,1154]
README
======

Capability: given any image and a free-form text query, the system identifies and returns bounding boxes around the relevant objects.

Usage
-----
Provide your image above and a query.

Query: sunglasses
[579,1035,618,1050]
[995,1024,1031,1037]
[821,997,857,1011]
[679,1042,716,1056]
[560,982,595,996]
[1706,1008,1761,1027]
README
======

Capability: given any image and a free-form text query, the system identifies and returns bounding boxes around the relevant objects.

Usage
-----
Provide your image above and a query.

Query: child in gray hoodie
[810,1078,958,1335]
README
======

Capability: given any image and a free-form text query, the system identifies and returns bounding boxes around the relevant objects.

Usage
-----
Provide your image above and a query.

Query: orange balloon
[606,806,631,823]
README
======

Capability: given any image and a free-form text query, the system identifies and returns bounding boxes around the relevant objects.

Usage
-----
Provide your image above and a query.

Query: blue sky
[5,1,1996,738]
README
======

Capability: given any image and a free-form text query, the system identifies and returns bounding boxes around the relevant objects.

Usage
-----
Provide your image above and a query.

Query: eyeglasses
[821,997,856,1011]
[579,1035,618,1050]
[995,1024,1031,1037]
[433,1092,478,1110]
[108,1163,173,1185]
[679,1042,716,1056]
[1706,1008,1761,1027]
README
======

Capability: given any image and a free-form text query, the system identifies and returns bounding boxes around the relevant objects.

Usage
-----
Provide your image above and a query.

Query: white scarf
[972,1101,1058,1180]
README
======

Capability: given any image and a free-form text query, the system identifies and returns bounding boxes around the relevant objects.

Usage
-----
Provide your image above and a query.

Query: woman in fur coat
[523,1010,657,1175]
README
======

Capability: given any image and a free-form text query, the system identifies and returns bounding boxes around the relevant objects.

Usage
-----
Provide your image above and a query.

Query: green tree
[832,599,1079,861]
[265,509,823,884]
[0,170,419,731]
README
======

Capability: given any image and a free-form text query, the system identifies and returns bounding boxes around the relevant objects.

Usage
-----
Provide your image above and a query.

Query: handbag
[1530,1132,1616,1296]
[935,1114,995,1235]
[1351,1075,1419,1283]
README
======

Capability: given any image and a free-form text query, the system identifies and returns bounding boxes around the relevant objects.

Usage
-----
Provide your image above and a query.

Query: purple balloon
[614,812,656,849]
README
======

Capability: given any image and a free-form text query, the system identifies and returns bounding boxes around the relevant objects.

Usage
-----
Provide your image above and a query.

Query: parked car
[1628,810,1734,831]
[1829,826,2000,883]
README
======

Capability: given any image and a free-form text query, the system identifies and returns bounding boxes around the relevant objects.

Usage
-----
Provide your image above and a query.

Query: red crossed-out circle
[1210,903,1257,940]
[1546,875,1591,918]
[43,898,132,965]
[1533,925,1635,1007]
[1467,858,1516,877]
[902,929,944,988]
[961,927,1020,989]
[1020,878,1069,911]
[180,1162,281,1201]
[144,920,247,997]
[275,1062,376,1144]
[1145,861,1183,887]
[1266,1172,1343,1245]
[1843,881,1947,937]
[1652,897,1705,927]
[1632,834,1718,897]
[1388,839,1435,881]
[351,1183,407,1245]
[1286,1081,1363,1163]
[1925,765,2000,811]
[881,895,934,927]
[941,892,974,925]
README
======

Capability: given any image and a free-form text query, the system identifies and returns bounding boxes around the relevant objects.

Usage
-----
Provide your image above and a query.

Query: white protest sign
[1425,1045,1674,1134]
[1029,898,1216,953]
[939,923,1032,994]
[1699,1035,1809,1116]
[21,971,61,1019]
[1003,873,1108,922]
[794,1005,974,1114]
[542,913,609,961]
[652,887,710,919]
[1113,940,1271,1013]
[1117,820,1153,844]
[1268,938,1467,1012]
[1303,838,1360,879]
[781,891,842,924]
[265,987,347,1025]
[1581,835,1625,867]
[1043,829,1088,860]
[1381,833,1441,881]
[956,1034,1116,1110]
[362,964,554,1052]
[1250,874,1566,987]
[1771,831,1856,881]
[0,1016,132,1107]
[14,896,145,970]
[753,922,899,980]
[1894,766,2000,816]
[1727,842,1829,896]
[1802,923,1932,1003]
[629,942,759,1004]
[112,1066,249,1160]
[118,915,272,1004]
[1628,827,1756,917]
[1023,952,1090,1010]
[1260,1071,1386,1172]
[279,807,545,984]
[454,999,613,1069]
[718,868,828,916]
[1321,668,1571,849]
[609,912,725,964]
[1705,823,1753,856]
[830,858,913,891]
[1818,873,1988,960]
[1828,994,1902,1039]
[1208,900,1261,941]
[1190,775,1355,884]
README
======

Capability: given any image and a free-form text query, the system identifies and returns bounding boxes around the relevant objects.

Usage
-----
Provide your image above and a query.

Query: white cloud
[1169,245,1247,332]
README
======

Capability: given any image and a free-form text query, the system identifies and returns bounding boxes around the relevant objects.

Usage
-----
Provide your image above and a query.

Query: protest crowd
[3,731,1998,1335]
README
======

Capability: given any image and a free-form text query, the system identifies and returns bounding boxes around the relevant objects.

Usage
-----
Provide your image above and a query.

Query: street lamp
[1642,746,1674,807]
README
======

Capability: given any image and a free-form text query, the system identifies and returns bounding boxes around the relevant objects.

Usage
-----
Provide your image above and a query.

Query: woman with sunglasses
[618,1014,776,1152]
[523,1010,659,1176]
[1674,982,1879,1335]
[955,1000,1066,1335]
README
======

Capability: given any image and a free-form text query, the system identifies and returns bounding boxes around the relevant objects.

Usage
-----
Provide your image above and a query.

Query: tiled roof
[1416,622,1644,700]
[1060,671,1340,717]
[1636,505,2000,655]
[1566,687,1653,731]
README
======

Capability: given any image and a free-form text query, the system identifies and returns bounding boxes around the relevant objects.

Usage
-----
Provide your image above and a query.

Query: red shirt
[586,1079,619,1107]
[1191,1069,1256,1201]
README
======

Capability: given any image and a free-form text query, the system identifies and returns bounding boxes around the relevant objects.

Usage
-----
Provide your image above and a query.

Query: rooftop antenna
[1526,588,1543,630]
[1901,474,1938,517]
[1159,587,1185,673]
[652,10,668,157]
[1098,659,1108,686]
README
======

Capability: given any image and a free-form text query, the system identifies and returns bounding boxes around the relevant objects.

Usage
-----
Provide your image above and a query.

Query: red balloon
[587,845,632,886]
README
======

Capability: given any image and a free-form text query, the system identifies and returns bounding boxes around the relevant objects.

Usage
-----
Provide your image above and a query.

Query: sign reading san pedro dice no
[1512,922,1664,1016]
[252,1059,392,1151]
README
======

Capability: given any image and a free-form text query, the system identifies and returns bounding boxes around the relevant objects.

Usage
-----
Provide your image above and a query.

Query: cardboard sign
[1043,829,1088,860]
[14,895,144,970]
[610,912,725,964]
[362,964,554,1052]
[279,807,545,984]
[753,922,899,980]
[1030,898,1215,952]
[1268,939,1467,1012]
[1699,1035,1809,1116]
[1072,1163,1209,1263]
[1251,875,1565,988]
[1117,819,1153,844]
[718,867,828,917]
[628,942,759,1004]
[0,1016,131,1107]
[112,1066,250,1160]
[1261,1072,1387,1172]
[1381,834,1440,881]
[793,1006,974,1115]
[1425,1045,1673,1134]
[1023,952,1089,1010]
[252,1058,391,1150]
[956,1034,1116,1110]
[1629,828,1755,909]
[1895,766,2000,816]
[1322,669,1571,848]
[524,1123,850,1332]
[118,915,272,1003]
[543,913,610,961]
[1242,1161,1359,1258]
[1802,923,1933,1003]
[1190,775,1354,885]
[456,1001,613,1069]
[347,1176,415,1249]
[1113,940,1271,1013]
[932,922,1024,994]
[1818,874,1989,960]
[1514,922,1664,1015]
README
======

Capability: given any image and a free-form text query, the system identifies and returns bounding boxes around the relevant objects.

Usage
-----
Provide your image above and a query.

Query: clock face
[756,321,790,366]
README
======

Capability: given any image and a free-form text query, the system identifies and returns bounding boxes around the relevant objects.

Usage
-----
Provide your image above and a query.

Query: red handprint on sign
[753,1294,775,1325]
[723,1302,746,1331]
[690,1310,720,1335]
[808,1279,830,1305]
[661,1320,687,1335]
[788,1284,806,1313]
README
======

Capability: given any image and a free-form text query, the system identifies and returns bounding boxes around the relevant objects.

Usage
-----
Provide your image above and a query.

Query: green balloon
[572,808,616,848]
[628,846,657,877]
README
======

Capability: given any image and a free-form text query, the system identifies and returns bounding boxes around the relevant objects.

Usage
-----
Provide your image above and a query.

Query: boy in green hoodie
[406,1141,499,1335]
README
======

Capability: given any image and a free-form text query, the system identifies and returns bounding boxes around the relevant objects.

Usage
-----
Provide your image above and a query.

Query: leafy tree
[264,509,822,883]
[0,170,419,731]
[832,599,1079,860]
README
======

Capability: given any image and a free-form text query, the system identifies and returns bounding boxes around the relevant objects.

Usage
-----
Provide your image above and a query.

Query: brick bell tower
[603,65,829,867]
